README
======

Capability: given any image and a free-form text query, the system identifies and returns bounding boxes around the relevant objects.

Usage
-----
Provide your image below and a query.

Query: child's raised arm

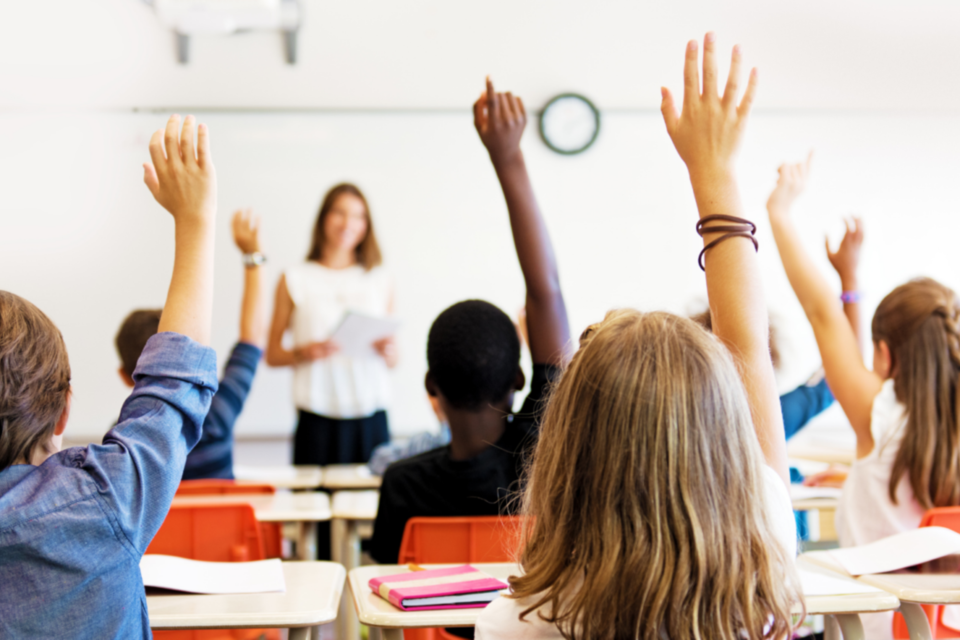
[826,216,865,350]
[232,209,267,348]
[143,114,217,346]
[474,77,571,366]
[766,157,881,455]
[661,34,788,483]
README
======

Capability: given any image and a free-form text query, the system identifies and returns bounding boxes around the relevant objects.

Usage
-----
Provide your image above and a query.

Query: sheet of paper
[828,526,960,575]
[798,568,884,596]
[789,484,843,500]
[329,313,400,358]
[233,464,299,482]
[141,555,286,594]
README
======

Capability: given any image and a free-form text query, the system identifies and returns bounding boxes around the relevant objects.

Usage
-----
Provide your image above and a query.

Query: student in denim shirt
[0,115,220,638]
[115,210,268,480]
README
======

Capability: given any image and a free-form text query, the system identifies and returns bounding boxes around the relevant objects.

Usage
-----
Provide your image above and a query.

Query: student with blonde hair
[766,155,960,639]
[477,34,801,640]
[0,115,220,637]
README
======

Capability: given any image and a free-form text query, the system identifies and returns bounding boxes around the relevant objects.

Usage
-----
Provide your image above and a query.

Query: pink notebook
[368,565,509,611]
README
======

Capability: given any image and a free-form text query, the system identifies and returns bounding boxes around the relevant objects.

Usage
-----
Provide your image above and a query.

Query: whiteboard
[3,110,960,440]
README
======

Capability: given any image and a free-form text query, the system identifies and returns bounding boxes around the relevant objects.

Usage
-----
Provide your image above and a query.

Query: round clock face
[539,94,600,155]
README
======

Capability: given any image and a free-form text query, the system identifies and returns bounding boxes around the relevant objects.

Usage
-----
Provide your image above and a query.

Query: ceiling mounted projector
[144,0,302,64]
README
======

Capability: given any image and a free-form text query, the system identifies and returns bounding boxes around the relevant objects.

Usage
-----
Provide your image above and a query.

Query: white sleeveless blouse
[284,262,393,419]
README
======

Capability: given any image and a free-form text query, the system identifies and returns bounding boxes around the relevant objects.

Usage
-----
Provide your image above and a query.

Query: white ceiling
[0,0,956,111]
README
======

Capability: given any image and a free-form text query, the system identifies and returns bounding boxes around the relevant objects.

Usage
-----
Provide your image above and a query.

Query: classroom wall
[3,1,960,442]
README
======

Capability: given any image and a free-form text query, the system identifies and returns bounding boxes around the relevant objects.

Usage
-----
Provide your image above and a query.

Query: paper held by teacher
[329,312,400,358]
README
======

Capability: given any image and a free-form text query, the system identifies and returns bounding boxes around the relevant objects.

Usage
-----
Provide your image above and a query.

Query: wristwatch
[242,252,267,267]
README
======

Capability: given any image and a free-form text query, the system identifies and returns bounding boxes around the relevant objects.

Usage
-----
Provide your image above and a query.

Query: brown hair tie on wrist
[696,214,757,237]
[698,232,759,271]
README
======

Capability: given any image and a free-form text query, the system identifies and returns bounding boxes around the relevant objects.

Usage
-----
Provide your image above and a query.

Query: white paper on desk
[329,313,400,358]
[798,568,884,596]
[141,555,286,594]
[233,464,299,482]
[789,484,843,500]
[828,526,960,576]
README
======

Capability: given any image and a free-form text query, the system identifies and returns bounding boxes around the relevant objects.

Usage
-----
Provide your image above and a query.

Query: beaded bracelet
[695,215,759,272]
[840,291,862,304]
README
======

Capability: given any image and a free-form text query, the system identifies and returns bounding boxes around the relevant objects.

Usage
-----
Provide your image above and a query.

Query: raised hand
[767,152,813,216]
[143,114,217,226]
[660,33,757,180]
[232,209,262,254]
[474,77,527,166]
[826,217,864,285]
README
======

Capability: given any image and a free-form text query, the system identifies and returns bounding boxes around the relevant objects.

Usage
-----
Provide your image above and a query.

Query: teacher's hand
[294,341,339,363]
[373,336,398,369]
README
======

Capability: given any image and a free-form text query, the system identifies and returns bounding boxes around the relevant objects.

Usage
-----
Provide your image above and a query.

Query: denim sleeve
[199,342,261,448]
[73,332,218,554]
[780,377,834,441]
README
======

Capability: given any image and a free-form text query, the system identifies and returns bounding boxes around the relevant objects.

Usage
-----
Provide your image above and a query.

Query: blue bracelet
[840,291,862,304]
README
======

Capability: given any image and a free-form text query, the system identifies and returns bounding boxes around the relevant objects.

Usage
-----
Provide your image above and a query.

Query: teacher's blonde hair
[509,309,801,640]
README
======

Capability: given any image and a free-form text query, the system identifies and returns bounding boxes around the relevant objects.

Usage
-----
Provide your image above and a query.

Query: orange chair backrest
[398,516,524,564]
[146,503,266,562]
[176,479,276,496]
[398,516,524,640]
[919,507,960,531]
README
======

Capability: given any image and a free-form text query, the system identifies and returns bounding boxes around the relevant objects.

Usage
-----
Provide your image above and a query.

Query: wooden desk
[234,464,323,490]
[172,492,331,560]
[322,464,382,490]
[148,561,345,640]
[352,561,896,640]
[803,551,943,639]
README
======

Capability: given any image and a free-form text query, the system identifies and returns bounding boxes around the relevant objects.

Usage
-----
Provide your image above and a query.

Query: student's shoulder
[382,446,449,483]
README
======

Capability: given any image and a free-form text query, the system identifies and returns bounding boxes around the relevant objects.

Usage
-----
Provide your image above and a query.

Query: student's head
[425,300,523,414]
[0,291,72,471]
[510,309,799,640]
[691,307,781,370]
[306,183,382,270]
[871,277,960,509]
[115,309,162,387]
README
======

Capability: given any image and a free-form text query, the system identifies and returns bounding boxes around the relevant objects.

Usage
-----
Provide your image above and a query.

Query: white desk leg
[381,629,404,640]
[899,603,934,640]
[331,517,346,564]
[297,521,317,561]
[368,627,383,640]
[824,614,841,640]
[833,614,864,640]
[288,627,311,640]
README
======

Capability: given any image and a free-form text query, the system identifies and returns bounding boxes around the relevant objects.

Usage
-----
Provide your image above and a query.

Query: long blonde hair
[872,277,960,508]
[510,309,800,640]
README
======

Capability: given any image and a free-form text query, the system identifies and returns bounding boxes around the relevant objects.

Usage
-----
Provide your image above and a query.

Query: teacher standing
[266,183,397,466]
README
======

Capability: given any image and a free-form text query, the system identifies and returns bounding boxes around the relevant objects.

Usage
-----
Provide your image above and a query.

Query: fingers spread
[683,39,700,108]
[737,68,759,117]
[196,122,212,167]
[143,163,159,197]
[148,129,166,173]
[164,115,183,168]
[180,115,197,165]
[702,32,718,99]
[723,45,742,106]
[660,87,679,134]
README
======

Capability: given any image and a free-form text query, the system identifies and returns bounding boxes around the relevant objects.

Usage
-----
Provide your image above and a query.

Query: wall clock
[539,93,600,155]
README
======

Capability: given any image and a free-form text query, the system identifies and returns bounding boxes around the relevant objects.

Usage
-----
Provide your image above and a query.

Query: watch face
[539,94,600,155]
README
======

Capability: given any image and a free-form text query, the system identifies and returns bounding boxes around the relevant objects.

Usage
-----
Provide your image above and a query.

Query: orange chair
[396,516,524,640]
[175,480,283,559]
[892,507,960,639]
[148,504,281,640]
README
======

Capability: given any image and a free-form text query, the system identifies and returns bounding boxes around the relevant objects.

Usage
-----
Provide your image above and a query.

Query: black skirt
[292,409,390,466]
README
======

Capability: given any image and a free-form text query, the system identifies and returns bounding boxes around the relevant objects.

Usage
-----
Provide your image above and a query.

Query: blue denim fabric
[0,332,218,639]
[781,377,834,441]
[182,342,261,480]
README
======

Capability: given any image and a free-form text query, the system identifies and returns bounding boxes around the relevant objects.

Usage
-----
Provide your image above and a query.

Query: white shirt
[835,379,918,640]
[475,465,797,640]
[836,379,920,548]
[285,262,393,419]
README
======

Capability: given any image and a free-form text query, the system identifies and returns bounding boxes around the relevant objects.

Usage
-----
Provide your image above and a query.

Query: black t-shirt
[369,364,558,564]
